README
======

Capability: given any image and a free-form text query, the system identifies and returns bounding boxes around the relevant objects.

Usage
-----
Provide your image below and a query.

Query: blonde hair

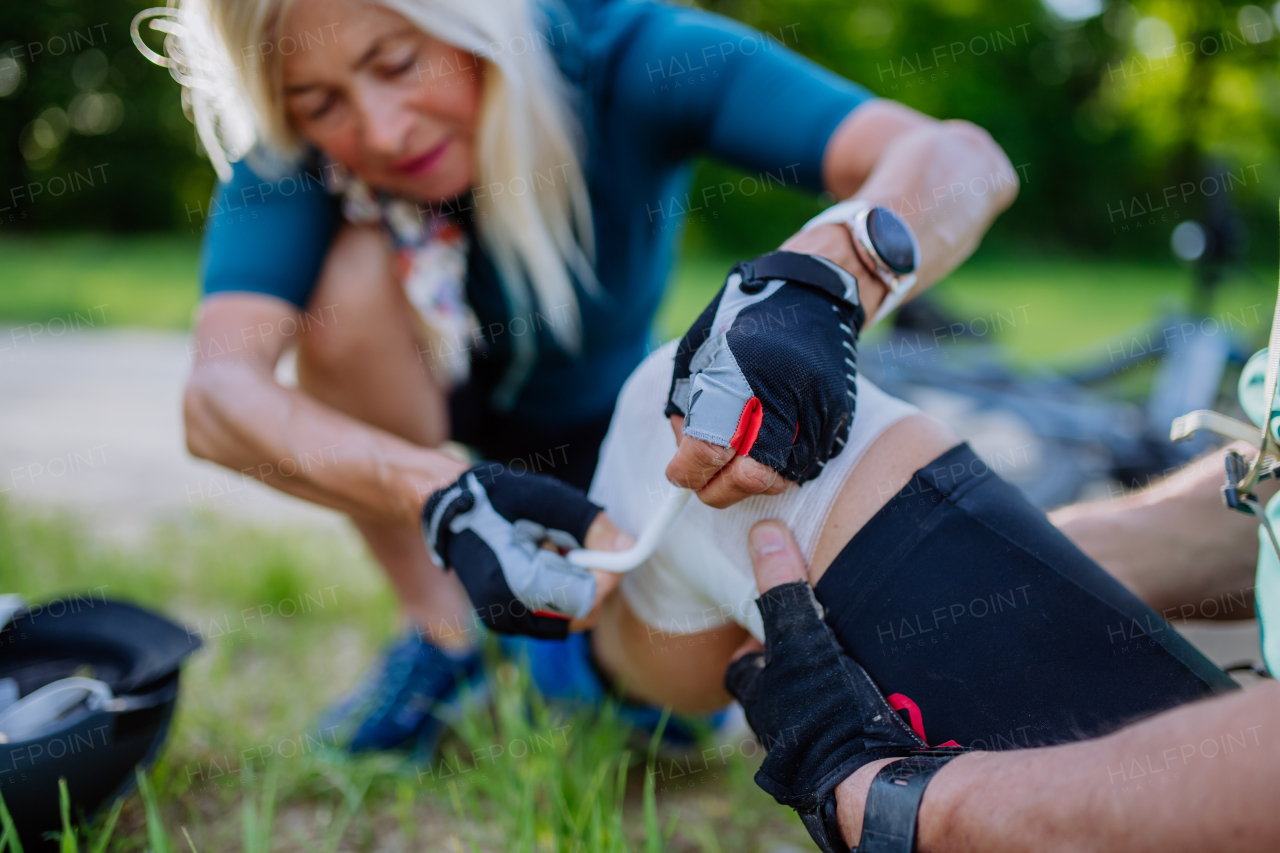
[133,0,596,361]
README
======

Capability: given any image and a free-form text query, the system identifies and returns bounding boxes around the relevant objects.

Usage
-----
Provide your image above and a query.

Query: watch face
[866,207,917,274]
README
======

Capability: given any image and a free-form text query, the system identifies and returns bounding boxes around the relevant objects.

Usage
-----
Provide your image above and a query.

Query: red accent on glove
[887,692,961,748]
[532,610,571,620]
[887,693,926,742]
[730,396,764,456]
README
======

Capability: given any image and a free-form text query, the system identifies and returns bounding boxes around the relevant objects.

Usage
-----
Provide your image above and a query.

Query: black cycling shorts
[814,443,1236,751]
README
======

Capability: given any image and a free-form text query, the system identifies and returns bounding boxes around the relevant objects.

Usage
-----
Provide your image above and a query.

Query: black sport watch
[803,200,919,326]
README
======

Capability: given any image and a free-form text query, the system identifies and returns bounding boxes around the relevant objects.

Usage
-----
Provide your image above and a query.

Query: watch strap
[853,750,966,853]
[804,198,871,232]
[735,251,862,315]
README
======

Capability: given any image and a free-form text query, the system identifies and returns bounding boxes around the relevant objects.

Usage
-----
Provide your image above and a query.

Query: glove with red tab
[665,251,865,484]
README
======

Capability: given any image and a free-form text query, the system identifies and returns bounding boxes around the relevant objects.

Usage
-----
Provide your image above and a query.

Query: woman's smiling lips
[394,138,451,177]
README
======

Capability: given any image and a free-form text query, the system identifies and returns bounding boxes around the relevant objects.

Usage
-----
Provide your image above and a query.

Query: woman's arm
[668,99,1019,506]
[790,98,1021,317]
[184,293,468,526]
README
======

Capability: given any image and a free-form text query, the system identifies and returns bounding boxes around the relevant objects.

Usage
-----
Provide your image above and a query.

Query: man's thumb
[748,521,807,593]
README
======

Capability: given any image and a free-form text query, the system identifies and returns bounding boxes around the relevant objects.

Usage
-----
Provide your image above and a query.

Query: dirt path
[0,325,343,539]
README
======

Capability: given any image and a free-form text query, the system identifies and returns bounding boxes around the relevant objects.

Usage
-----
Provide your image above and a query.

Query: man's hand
[422,465,632,638]
[664,251,867,508]
[725,520,927,853]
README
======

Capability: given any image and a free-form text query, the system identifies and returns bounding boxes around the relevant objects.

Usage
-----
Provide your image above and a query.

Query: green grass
[0,234,201,329]
[0,500,802,853]
[924,257,1276,366]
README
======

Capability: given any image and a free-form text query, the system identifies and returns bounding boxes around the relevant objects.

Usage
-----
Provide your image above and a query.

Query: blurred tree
[2,0,1278,264]
[1079,2,1280,255]
[685,0,1280,260]
[0,0,213,232]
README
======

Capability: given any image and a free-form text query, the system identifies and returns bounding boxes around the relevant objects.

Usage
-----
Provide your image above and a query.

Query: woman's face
[280,0,481,202]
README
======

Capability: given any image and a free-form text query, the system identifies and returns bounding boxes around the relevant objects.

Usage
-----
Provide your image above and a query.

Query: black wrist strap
[852,750,966,853]
[735,251,864,325]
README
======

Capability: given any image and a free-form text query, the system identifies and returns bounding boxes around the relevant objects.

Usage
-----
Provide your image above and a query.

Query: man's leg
[590,593,749,715]
[590,416,958,715]
[296,223,475,650]
[812,439,1235,749]
[592,408,1233,737]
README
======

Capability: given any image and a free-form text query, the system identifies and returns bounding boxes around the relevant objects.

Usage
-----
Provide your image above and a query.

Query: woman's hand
[422,464,634,638]
[668,100,1020,511]
[665,228,886,507]
[664,249,870,507]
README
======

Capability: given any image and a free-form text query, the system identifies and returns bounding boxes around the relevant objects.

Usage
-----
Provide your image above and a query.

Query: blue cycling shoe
[498,632,726,745]
[324,630,484,755]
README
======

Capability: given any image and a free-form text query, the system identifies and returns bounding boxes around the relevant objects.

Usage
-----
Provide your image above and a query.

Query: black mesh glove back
[422,465,603,639]
[665,251,865,484]
[725,581,926,853]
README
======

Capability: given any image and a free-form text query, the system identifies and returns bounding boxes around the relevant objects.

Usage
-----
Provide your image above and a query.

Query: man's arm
[184,293,468,526]
[833,680,1280,853]
[666,100,1019,506]
[1050,443,1275,619]
[740,518,1280,853]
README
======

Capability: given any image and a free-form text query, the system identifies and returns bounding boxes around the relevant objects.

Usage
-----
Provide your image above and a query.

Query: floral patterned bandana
[325,161,480,388]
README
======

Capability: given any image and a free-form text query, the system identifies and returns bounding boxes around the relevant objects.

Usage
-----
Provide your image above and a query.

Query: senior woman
[140,0,1016,753]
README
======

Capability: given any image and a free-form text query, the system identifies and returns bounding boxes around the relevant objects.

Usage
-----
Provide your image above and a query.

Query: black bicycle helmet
[0,595,200,847]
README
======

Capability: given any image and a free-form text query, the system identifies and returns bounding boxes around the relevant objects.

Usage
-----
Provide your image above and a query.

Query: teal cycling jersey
[199,0,871,427]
